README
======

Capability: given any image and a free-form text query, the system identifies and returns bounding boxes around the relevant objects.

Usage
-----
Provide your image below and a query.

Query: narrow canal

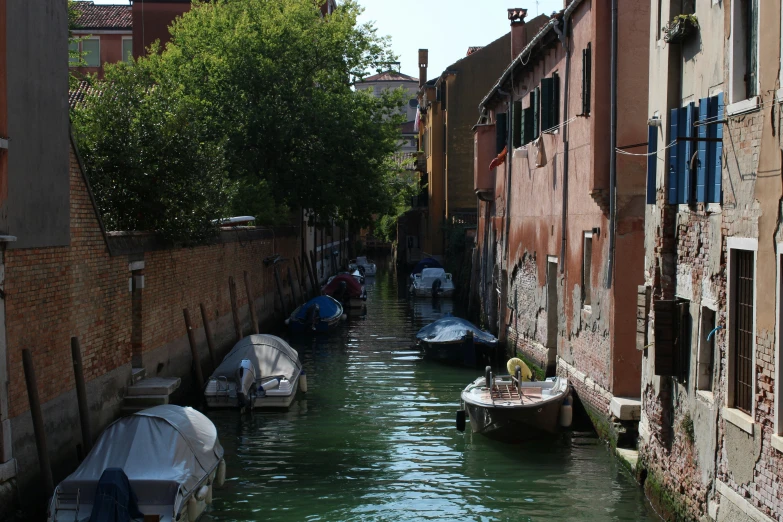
[203,266,659,522]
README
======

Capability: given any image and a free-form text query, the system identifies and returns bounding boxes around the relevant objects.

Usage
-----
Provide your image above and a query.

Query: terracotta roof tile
[69,80,100,109]
[72,1,132,30]
[466,46,483,56]
[360,70,417,83]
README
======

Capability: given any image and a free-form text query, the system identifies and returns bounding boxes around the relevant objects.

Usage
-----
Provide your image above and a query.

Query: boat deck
[491,384,542,401]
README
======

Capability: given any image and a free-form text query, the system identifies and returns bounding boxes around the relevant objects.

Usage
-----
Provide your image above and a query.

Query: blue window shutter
[707,93,724,203]
[696,98,708,202]
[647,125,658,204]
[668,108,679,205]
[677,103,695,204]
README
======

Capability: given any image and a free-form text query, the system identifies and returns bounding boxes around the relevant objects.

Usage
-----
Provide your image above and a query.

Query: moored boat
[287,295,344,332]
[354,256,377,277]
[322,273,367,308]
[48,405,225,522]
[458,363,570,442]
[409,257,443,282]
[416,316,498,367]
[204,334,304,409]
[409,267,455,297]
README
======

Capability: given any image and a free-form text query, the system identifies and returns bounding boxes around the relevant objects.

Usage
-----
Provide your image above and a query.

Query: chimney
[508,8,528,60]
[418,49,428,88]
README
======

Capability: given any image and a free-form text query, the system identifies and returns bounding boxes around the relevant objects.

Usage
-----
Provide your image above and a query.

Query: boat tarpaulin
[60,405,223,516]
[294,296,343,321]
[411,257,443,275]
[322,274,363,298]
[211,334,301,380]
[416,316,498,345]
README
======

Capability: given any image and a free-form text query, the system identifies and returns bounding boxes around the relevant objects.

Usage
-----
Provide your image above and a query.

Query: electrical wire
[615,140,677,156]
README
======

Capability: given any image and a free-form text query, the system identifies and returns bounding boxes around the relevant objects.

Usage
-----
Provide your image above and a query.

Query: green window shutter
[582,44,591,115]
[541,78,554,132]
[533,87,540,139]
[523,107,534,145]
[513,101,523,148]
[553,72,560,127]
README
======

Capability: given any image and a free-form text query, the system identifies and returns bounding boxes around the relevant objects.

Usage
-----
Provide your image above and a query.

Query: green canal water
[203,268,659,522]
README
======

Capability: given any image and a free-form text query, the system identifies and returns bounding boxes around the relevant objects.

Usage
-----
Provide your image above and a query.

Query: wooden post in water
[70,337,92,455]
[243,271,260,334]
[309,250,319,288]
[303,254,316,298]
[273,264,287,316]
[183,308,205,391]
[229,276,243,341]
[293,258,304,303]
[22,349,54,496]
[287,266,298,307]
[199,303,218,369]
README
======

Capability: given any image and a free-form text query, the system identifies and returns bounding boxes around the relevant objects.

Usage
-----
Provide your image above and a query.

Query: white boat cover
[419,268,451,286]
[58,405,223,515]
[211,334,301,380]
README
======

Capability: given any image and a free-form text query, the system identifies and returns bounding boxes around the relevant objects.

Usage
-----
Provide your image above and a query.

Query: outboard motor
[236,359,256,408]
[432,278,442,298]
[338,280,348,303]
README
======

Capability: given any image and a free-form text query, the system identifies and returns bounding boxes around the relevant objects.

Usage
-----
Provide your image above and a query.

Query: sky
[90,0,566,77]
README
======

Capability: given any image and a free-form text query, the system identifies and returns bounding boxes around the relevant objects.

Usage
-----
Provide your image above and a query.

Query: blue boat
[409,257,443,281]
[288,295,344,333]
[416,316,498,367]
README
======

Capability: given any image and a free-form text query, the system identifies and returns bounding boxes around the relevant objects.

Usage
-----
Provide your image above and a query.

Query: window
[582,233,592,307]
[728,241,757,415]
[81,37,100,67]
[122,38,133,62]
[68,41,79,66]
[581,43,591,116]
[656,0,663,40]
[646,122,659,204]
[512,101,522,148]
[653,298,692,379]
[677,301,692,383]
[730,0,759,102]
[668,93,723,205]
[541,73,559,133]
[697,307,716,391]
[532,86,540,139]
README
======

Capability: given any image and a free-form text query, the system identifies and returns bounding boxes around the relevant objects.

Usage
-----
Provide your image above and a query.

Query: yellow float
[506,357,533,382]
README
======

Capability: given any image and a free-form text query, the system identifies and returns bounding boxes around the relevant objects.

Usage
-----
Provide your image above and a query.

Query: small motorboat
[409,257,443,282]
[204,334,305,409]
[48,405,226,522]
[416,316,498,366]
[354,256,377,277]
[409,267,455,298]
[288,295,344,332]
[322,273,367,308]
[457,361,570,442]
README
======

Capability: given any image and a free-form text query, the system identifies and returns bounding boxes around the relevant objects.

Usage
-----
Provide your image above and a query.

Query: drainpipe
[606,0,618,289]
[499,87,512,264]
[554,16,571,274]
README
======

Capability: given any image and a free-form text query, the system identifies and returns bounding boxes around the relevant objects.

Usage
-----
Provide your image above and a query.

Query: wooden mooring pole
[229,276,243,341]
[273,264,287,316]
[199,303,218,369]
[287,266,298,307]
[70,337,92,456]
[293,258,304,303]
[243,271,260,334]
[22,348,54,497]
[309,250,319,289]
[183,308,205,391]
[303,253,316,298]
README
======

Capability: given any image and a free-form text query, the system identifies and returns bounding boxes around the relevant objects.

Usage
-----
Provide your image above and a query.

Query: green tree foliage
[71,0,415,242]
[68,0,86,89]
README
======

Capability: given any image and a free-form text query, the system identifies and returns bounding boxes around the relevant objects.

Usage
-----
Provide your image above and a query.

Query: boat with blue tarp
[287,295,344,332]
[415,315,498,366]
[409,257,443,281]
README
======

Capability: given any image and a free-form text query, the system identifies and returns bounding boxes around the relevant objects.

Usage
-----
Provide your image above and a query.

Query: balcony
[474,124,496,200]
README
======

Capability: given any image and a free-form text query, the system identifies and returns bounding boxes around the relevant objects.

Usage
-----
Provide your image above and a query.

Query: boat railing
[53,485,80,521]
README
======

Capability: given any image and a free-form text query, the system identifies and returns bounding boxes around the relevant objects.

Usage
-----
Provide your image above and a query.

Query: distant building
[70,1,133,78]
[356,69,420,153]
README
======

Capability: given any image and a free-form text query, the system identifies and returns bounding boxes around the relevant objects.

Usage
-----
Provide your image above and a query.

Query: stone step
[131,367,146,384]
[610,397,642,421]
[123,394,171,407]
[126,377,181,397]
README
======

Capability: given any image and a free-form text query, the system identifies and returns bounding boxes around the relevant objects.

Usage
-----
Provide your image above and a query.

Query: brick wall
[3,141,306,506]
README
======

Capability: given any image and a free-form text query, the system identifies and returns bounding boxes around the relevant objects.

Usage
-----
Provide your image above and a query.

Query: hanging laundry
[533,136,547,168]
[489,146,507,171]
[414,106,421,132]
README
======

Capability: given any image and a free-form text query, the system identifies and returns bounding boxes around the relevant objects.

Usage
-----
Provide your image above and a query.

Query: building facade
[639,0,783,520]
[473,0,650,437]
[70,1,133,78]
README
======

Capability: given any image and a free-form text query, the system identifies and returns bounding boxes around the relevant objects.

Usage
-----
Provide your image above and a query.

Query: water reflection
[203,265,656,522]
